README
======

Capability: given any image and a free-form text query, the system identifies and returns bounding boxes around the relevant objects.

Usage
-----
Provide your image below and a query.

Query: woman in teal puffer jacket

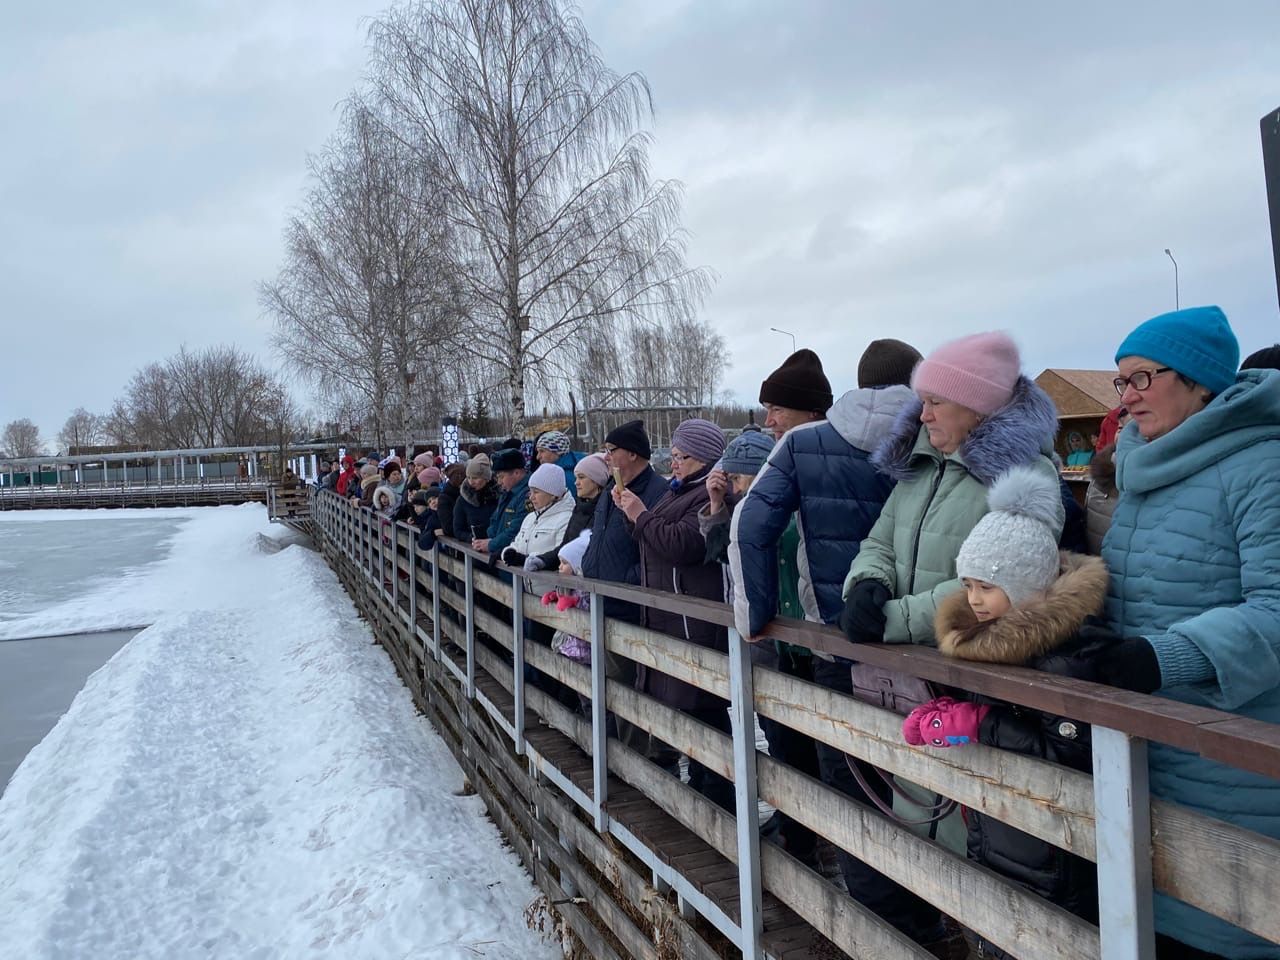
[1100,305,1280,959]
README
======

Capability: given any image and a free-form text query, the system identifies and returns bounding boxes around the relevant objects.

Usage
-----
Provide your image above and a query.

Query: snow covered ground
[0,505,559,959]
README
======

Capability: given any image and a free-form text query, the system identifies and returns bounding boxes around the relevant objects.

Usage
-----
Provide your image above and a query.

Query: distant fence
[311,489,1280,960]
[0,478,270,511]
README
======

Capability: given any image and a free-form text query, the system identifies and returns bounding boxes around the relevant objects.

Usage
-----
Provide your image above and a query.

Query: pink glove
[555,593,577,612]
[903,697,990,748]
[540,590,560,607]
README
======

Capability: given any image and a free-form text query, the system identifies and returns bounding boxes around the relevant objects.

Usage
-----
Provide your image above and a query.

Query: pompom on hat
[955,466,1062,606]
[1115,306,1239,395]
[912,332,1022,416]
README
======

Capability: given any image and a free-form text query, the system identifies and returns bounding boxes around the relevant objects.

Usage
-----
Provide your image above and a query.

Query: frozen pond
[0,512,189,793]
[0,514,187,626]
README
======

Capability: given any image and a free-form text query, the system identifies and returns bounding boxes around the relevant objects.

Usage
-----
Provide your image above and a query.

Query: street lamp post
[769,327,797,352]
[1164,249,1180,310]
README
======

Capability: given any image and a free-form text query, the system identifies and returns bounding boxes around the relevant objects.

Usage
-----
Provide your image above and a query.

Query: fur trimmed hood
[871,375,1059,485]
[936,552,1109,664]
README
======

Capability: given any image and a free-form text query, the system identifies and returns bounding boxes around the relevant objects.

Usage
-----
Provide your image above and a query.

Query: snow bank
[0,505,558,959]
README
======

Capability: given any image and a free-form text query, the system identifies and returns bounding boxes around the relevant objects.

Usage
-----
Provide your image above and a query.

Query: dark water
[0,629,139,794]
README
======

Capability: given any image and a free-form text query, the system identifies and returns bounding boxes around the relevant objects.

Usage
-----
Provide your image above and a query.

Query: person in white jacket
[501,464,576,568]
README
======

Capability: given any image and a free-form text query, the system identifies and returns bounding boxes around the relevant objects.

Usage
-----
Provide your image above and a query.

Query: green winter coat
[845,377,1064,645]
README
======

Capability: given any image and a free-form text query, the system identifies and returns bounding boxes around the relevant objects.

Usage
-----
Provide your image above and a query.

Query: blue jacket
[581,464,668,625]
[729,386,911,637]
[551,450,586,497]
[1104,369,1280,958]
[487,475,530,558]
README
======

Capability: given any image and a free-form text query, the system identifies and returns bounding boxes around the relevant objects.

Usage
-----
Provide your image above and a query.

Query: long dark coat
[632,470,728,711]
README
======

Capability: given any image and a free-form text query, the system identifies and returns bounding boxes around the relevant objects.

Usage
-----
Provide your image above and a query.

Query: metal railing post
[464,552,476,699]
[512,576,525,755]
[589,590,608,833]
[728,627,763,959]
[1092,725,1156,960]
[409,528,418,629]
[391,525,400,610]
[431,545,442,661]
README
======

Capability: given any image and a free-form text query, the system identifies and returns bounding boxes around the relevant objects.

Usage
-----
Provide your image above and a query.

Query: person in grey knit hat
[719,430,776,477]
[954,465,1063,612]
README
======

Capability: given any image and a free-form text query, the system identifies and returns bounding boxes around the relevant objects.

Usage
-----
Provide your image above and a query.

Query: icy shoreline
[0,505,557,959]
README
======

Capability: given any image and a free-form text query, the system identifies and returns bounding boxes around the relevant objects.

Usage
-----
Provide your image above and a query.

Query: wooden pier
[0,479,269,511]
[309,489,1280,960]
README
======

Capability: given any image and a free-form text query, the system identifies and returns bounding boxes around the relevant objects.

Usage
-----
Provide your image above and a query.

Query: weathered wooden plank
[755,664,1097,858]
[525,812,660,960]
[1151,799,1280,944]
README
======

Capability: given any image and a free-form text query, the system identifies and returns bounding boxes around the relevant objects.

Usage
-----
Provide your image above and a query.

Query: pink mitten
[903,697,955,745]
[905,697,989,748]
[540,590,559,607]
[555,592,577,612]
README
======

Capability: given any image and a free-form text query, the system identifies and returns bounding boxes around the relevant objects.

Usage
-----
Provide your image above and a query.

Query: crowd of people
[311,305,1280,960]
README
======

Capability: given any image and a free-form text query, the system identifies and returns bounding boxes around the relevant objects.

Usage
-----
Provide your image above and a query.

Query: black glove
[839,580,891,644]
[501,549,528,567]
[1092,636,1162,694]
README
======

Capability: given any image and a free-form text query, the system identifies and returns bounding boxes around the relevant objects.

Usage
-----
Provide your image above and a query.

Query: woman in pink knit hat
[830,331,1064,949]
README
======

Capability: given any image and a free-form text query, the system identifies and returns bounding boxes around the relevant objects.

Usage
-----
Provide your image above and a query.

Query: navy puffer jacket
[728,386,912,637]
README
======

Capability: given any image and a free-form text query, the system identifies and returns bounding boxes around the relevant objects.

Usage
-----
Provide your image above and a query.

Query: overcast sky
[3,1,1279,444]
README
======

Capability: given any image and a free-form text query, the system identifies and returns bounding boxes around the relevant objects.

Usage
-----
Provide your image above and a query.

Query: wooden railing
[310,488,1280,960]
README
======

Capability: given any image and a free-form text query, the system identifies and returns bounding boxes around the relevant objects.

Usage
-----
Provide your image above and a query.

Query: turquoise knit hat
[1114,305,1240,395]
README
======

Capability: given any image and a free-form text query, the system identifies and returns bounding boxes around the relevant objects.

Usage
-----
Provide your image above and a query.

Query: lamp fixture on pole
[1164,249,1180,310]
[769,327,797,352]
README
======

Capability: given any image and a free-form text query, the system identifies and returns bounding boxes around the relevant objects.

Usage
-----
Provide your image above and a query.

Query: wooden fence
[309,489,1280,960]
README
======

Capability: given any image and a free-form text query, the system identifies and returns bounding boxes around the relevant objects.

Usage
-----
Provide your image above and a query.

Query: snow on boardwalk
[0,505,559,960]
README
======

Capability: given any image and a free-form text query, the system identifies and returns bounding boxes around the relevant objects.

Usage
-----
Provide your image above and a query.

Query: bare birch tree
[57,407,107,453]
[1,418,44,458]
[369,0,712,435]
[263,102,466,449]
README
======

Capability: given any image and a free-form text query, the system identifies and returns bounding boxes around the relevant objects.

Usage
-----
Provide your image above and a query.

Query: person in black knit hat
[759,349,834,439]
[603,419,651,460]
[1241,344,1280,372]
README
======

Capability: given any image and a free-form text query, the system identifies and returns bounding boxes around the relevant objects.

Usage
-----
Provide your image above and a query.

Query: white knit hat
[529,462,567,498]
[955,466,1061,605]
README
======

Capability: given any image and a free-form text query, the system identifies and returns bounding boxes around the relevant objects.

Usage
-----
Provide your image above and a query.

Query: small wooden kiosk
[1034,368,1120,502]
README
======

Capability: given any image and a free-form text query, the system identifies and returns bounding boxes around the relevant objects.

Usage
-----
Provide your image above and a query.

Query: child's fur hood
[935,552,1109,664]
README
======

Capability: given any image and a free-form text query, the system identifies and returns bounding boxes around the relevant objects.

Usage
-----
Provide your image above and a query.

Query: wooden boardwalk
[308,489,1280,960]
[0,481,268,511]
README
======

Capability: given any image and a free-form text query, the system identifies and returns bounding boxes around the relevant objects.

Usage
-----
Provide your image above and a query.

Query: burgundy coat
[631,471,729,711]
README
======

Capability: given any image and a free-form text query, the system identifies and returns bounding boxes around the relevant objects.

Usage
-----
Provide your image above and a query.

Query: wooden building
[1034,368,1119,468]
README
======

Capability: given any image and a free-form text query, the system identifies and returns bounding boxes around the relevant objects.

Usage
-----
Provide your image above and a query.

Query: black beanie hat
[759,349,833,413]
[1241,344,1280,373]
[491,448,526,472]
[605,419,651,459]
[858,338,923,389]
[499,437,522,450]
